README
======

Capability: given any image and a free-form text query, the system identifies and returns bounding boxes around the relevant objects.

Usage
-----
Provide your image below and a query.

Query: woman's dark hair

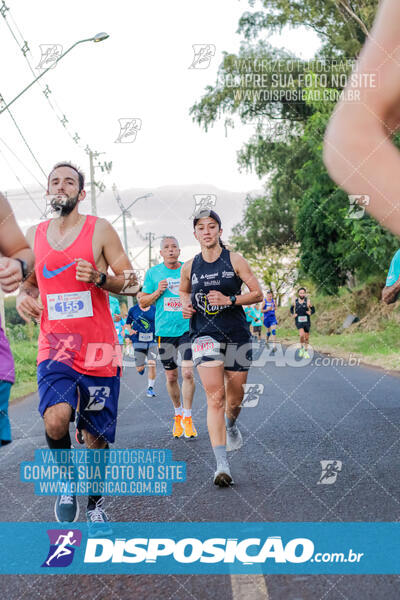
[193,209,226,247]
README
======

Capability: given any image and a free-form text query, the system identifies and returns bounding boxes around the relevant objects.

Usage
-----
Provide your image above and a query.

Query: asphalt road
[2,342,400,599]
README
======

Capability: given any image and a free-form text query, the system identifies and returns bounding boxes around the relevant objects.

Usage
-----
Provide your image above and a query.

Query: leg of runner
[197,362,232,487]
[181,364,197,438]
[43,403,79,522]
[146,347,157,397]
[303,330,310,359]
[83,431,111,536]
[271,326,277,352]
[146,360,156,397]
[133,345,146,376]
[224,370,247,452]
[165,368,184,438]
[298,327,305,357]
[0,382,12,446]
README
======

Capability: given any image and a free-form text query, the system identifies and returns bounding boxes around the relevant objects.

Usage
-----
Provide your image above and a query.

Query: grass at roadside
[9,339,38,401]
[277,322,400,371]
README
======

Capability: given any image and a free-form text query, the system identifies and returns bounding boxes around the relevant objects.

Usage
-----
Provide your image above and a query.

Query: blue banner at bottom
[0,522,399,574]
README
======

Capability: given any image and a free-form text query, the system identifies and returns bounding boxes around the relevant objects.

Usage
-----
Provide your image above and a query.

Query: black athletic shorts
[157,331,193,370]
[133,343,158,368]
[191,332,252,372]
[253,325,262,333]
[295,318,311,333]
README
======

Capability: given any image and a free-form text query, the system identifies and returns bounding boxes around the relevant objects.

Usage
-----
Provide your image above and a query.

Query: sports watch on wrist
[95,272,107,288]
[229,295,237,306]
[15,258,28,281]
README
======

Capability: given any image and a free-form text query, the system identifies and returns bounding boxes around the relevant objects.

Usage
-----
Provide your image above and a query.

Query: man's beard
[50,193,79,216]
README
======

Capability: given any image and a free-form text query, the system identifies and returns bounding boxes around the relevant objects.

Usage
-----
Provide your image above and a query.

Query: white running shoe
[226,424,243,452]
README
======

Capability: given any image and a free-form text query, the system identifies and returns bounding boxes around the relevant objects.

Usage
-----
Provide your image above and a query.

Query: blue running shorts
[38,359,120,443]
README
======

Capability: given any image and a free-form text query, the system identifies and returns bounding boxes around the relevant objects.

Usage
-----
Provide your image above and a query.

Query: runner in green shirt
[141,236,197,439]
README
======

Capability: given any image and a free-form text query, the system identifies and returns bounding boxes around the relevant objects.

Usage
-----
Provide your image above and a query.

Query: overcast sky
[0,0,320,208]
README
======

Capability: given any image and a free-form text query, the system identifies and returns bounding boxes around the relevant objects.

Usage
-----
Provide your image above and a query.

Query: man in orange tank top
[16,162,139,532]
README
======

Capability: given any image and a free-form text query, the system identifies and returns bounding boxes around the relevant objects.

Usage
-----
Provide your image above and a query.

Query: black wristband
[15,258,28,281]
[95,272,107,288]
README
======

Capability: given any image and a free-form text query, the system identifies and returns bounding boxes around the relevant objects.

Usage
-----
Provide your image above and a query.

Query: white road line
[230,574,269,600]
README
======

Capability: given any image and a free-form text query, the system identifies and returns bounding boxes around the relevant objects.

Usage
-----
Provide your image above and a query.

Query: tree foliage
[191,0,398,295]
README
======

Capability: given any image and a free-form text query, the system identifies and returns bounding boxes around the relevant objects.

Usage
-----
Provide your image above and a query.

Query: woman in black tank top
[180,210,263,488]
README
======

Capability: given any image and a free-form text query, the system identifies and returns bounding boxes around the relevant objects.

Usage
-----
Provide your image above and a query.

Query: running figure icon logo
[317,460,343,485]
[86,386,110,411]
[241,384,264,408]
[188,44,216,69]
[120,269,142,293]
[36,44,63,70]
[191,194,217,218]
[47,333,82,368]
[347,195,370,219]
[41,529,82,568]
[115,118,142,143]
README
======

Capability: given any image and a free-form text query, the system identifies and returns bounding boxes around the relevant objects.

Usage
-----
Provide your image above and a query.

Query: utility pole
[145,233,155,269]
[87,150,112,216]
[112,188,154,307]
[113,185,132,309]
[89,150,97,216]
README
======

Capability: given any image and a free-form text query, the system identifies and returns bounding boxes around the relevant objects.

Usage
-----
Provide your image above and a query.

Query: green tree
[191,0,399,294]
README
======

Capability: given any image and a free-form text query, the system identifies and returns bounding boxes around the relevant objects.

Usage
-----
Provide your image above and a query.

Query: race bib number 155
[47,291,93,320]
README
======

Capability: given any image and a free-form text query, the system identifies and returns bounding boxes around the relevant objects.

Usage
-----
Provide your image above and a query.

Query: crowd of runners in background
[0,163,316,532]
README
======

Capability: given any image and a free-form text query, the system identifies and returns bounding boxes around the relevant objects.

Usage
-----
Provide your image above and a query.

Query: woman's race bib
[192,336,221,361]
[297,315,308,323]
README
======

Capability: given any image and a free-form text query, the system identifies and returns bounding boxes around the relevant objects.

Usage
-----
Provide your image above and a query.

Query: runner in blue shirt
[248,303,263,342]
[126,290,157,397]
[261,291,278,351]
[141,236,197,439]
[109,294,122,344]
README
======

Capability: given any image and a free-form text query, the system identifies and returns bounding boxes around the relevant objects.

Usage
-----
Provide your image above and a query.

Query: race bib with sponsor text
[164,297,182,312]
[138,332,154,342]
[47,291,93,320]
[192,336,221,361]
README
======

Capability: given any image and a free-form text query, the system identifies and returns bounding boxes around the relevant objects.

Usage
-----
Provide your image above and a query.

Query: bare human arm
[75,219,139,295]
[382,277,400,304]
[324,0,400,237]
[16,225,42,322]
[0,193,35,294]
[140,279,168,309]
[179,259,196,319]
[206,252,263,307]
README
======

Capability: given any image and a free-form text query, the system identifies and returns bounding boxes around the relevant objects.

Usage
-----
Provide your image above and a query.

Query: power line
[0,2,113,190]
[0,135,46,189]
[0,147,43,215]
[2,103,47,178]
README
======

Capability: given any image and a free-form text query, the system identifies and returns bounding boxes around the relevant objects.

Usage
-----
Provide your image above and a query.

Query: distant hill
[6,183,263,267]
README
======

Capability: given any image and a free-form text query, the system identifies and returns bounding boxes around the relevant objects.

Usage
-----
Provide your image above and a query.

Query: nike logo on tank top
[34,215,121,376]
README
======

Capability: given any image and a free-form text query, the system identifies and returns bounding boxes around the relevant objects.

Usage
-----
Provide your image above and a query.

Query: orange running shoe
[173,414,184,438]
[183,416,198,439]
